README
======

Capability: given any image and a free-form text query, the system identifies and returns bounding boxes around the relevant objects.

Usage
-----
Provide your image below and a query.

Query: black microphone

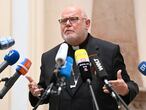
[0,58,32,99]
[89,53,119,95]
[75,49,99,110]
[0,37,15,50]
[75,49,92,82]
[0,50,20,74]
[89,53,129,110]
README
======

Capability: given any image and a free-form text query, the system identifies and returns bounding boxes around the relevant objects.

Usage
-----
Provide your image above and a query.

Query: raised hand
[103,70,129,96]
[26,76,44,97]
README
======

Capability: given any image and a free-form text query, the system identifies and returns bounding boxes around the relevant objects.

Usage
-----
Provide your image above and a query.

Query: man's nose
[66,19,72,25]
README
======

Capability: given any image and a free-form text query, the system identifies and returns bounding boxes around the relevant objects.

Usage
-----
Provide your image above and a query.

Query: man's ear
[85,19,90,30]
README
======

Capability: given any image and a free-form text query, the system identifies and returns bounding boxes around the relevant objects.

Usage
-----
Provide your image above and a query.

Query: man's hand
[26,76,44,97]
[102,70,129,96]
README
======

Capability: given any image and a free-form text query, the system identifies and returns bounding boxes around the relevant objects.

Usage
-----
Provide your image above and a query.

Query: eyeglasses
[58,17,86,25]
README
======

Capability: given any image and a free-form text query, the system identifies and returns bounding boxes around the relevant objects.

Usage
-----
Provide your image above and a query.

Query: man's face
[59,8,90,46]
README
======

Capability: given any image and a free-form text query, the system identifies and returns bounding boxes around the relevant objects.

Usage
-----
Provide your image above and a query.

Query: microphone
[57,56,73,95]
[89,53,118,96]
[138,61,146,76]
[0,58,32,99]
[89,53,129,110]
[55,43,68,68]
[75,49,92,82]
[33,57,73,110]
[0,50,20,73]
[75,49,99,110]
[59,56,73,79]
[0,37,15,50]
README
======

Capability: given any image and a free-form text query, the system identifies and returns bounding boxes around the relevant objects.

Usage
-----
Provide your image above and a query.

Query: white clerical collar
[72,46,79,50]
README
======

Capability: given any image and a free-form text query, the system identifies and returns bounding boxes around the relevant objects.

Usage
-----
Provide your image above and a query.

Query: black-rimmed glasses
[58,17,86,25]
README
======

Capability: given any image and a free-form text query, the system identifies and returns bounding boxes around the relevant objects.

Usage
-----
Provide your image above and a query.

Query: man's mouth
[65,30,74,35]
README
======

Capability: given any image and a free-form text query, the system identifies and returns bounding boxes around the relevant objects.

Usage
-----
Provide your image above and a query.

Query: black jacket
[29,33,139,110]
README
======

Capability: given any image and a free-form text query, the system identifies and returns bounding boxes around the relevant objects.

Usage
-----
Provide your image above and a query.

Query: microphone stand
[86,79,99,110]
[33,83,55,110]
[104,79,129,110]
[33,69,59,110]
[57,77,66,95]
[0,77,9,99]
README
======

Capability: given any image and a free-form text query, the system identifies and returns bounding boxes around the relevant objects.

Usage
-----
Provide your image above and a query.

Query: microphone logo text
[93,59,103,71]
[140,64,146,71]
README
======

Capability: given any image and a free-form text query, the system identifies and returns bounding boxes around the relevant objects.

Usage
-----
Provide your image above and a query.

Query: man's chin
[64,35,75,40]
[65,39,79,45]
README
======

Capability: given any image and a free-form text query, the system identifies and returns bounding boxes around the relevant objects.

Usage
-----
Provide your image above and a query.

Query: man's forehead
[62,12,80,18]
[61,7,82,18]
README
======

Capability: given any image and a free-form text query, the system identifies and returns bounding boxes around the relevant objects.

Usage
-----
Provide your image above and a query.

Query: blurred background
[0,0,146,110]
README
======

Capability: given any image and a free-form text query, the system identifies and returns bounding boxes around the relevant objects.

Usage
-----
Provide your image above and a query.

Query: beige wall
[0,0,145,110]
[134,0,146,86]
[0,0,12,110]
[0,0,12,35]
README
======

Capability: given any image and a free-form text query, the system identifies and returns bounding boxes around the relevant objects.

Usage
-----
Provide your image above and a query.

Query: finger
[108,70,122,84]
[28,83,37,89]
[25,76,34,83]
[103,89,110,94]
[33,88,44,96]
[117,70,122,80]
[102,86,106,89]
[102,85,110,94]
[108,80,117,84]
[35,88,44,93]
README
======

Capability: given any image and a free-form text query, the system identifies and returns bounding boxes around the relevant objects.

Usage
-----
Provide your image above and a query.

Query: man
[27,6,139,110]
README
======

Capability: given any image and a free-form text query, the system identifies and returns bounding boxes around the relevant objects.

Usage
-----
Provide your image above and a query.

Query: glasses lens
[69,17,79,23]
[58,17,79,25]
[58,18,67,24]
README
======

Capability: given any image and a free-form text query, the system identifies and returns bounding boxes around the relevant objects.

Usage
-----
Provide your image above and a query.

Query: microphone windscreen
[0,37,15,50]
[75,49,92,82]
[75,49,90,65]
[59,56,73,79]
[4,50,20,65]
[16,58,32,75]
[55,43,68,66]
[138,61,146,76]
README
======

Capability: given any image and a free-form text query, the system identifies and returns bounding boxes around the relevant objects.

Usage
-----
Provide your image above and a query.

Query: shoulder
[41,43,62,60]
[88,34,119,51]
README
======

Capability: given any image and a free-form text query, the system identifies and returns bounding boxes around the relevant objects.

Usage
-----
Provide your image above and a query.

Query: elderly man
[27,6,139,110]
